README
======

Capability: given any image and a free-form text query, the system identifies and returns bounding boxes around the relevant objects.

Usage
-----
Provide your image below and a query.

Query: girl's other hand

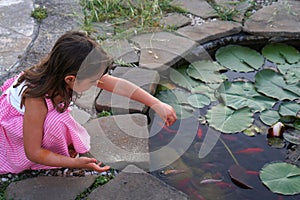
[151,101,177,126]
[76,157,110,172]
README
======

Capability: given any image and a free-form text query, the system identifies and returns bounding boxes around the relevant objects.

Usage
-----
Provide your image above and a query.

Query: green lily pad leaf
[156,89,190,105]
[262,43,300,64]
[187,94,210,108]
[255,69,299,101]
[169,103,195,119]
[170,65,199,91]
[283,129,300,145]
[285,67,300,85]
[260,162,300,195]
[280,116,300,130]
[191,83,220,102]
[267,137,285,148]
[186,60,227,83]
[279,102,300,117]
[278,62,300,85]
[243,125,261,137]
[156,89,195,119]
[206,105,254,134]
[216,81,276,112]
[260,110,281,126]
[216,45,264,72]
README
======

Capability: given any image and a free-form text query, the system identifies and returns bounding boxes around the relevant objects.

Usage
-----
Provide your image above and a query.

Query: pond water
[149,39,300,200]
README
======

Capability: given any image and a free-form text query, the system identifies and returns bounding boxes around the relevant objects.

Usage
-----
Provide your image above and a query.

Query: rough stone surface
[70,106,91,125]
[0,0,34,76]
[102,39,139,64]
[96,66,160,114]
[214,0,253,22]
[21,0,82,71]
[87,165,189,200]
[84,114,150,171]
[176,20,242,44]
[6,176,96,200]
[130,32,197,71]
[160,13,191,29]
[74,86,101,115]
[244,1,300,38]
[171,0,217,19]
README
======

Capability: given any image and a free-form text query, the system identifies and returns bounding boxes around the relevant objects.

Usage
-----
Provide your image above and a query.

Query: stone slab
[21,0,82,70]
[83,114,150,171]
[74,85,101,115]
[0,0,34,72]
[87,165,188,200]
[160,13,191,29]
[171,0,217,19]
[130,32,197,71]
[70,106,91,125]
[176,20,242,44]
[6,176,96,200]
[243,1,300,38]
[96,67,159,114]
[102,39,139,64]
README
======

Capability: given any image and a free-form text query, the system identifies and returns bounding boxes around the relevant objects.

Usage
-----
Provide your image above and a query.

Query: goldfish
[197,128,203,139]
[235,147,264,154]
[245,170,259,175]
[200,178,222,184]
[161,169,185,175]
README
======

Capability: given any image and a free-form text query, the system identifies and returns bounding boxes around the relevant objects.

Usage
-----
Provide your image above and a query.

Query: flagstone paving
[1,0,300,199]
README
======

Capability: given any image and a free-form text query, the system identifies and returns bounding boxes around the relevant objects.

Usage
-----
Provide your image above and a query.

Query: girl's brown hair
[15,31,113,112]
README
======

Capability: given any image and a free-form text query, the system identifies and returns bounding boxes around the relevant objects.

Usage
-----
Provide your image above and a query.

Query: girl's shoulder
[23,96,48,115]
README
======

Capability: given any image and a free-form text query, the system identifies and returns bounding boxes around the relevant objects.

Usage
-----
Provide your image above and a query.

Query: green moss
[31,7,48,22]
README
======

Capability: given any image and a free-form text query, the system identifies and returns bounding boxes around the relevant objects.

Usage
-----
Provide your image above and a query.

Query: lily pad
[156,89,195,119]
[267,137,285,148]
[280,116,300,130]
[262,43,300,64]
[206,105,253,134]
[278,62,300,85]
[279,102,300,117]
[255,69,299,101]
[217,81,276,112]
[191,83,220,102]
[187,94,210,108]
[170,65,199,91]
[283,129,300,145]
[259,162,300,195]
[216,45,264,72]
[186,60,227,83]
[169,103,195,119]
[259,110,281,126]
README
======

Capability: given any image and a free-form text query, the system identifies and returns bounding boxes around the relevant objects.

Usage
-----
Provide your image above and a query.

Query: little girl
[0,31,176,174]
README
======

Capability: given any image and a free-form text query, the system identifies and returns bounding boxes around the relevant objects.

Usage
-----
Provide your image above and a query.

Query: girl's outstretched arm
[23,97,110,172]
[97,74,177,126]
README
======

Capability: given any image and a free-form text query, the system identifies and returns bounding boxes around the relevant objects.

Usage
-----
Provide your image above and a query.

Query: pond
[149,37,300,200]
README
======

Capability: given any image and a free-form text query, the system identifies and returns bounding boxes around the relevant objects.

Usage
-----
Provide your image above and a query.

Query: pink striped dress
[0,75,91,174]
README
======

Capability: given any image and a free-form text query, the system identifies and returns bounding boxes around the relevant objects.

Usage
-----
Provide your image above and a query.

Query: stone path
[1,0,300,199]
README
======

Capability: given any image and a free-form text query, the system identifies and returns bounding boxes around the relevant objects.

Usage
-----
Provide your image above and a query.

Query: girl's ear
[64,75,76,85]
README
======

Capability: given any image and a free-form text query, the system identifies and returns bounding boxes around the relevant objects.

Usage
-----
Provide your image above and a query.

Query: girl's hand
[151,101,177,126]
[76,157,110,172]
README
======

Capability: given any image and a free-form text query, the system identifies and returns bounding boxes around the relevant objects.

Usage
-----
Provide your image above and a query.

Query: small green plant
[97,110,112,118]
[213,4,239,21]
[31,6,48,22]
[80,0,186,36]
